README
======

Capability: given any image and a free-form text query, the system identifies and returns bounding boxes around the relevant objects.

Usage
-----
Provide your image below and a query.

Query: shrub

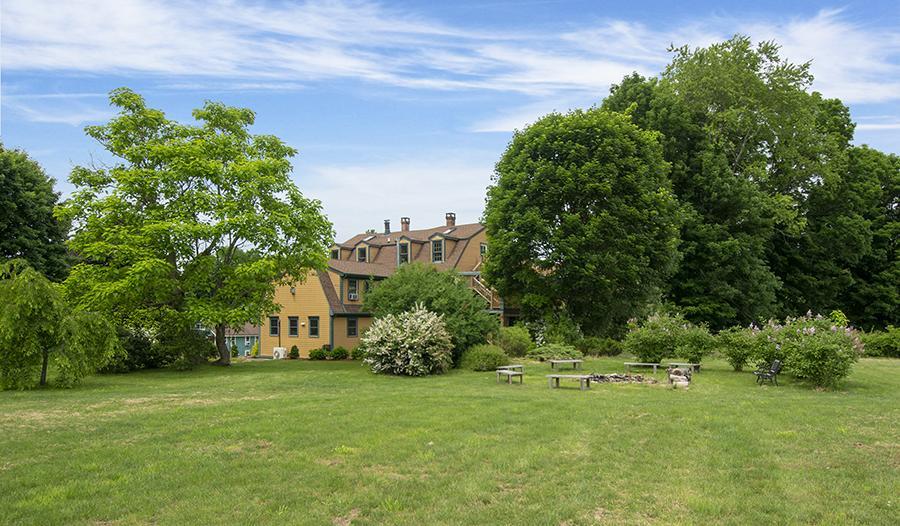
[460,344,509,371]
[576,336,623,356]
[309,348,327,360]
[716,326,766,371]
[766,312,862,388]
[540,313,583,346]
[250,342,259,357]
[527,343,582,362]
[330,347,349,360]
[492,325,534,357]
[860,327,900,358]
[231,344,239,358]
[160,327,217,371]
[675,325,715,363]
[363,263,497,365]
[350,346,367,361]
[289,345,300,360]
[101,326,171,373]
[622,312,712,364]
[360,304,453,376]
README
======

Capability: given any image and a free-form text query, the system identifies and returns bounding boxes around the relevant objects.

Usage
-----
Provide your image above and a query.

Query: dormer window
[348,279,359,301]
[398,242,410,264]
[331,249,340,260]
[357,246,367,262]
[480,243,487,258]
[431,239,443,263]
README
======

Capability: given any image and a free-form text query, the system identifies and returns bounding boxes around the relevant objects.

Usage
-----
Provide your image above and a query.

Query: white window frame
[431,239,444,263]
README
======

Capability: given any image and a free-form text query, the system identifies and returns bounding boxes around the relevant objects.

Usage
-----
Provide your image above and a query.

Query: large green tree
[59,88,333,365]
[0,145,70,281]
[482,108,680,337]
[603,37,850,329]
[0,260,118,389]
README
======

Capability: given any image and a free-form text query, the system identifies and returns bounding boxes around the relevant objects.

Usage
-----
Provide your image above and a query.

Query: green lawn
[1,358,898,525]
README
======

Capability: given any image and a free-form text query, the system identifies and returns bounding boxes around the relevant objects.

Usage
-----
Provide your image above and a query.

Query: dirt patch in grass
[332,508,360,526]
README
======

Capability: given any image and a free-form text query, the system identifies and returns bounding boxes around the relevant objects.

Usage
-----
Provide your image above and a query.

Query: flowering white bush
[361,304,453,376]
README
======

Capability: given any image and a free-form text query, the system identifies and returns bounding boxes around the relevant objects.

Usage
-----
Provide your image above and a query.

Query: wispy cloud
[2,1,898,130]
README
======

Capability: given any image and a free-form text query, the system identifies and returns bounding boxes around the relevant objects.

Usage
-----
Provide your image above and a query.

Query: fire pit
[588,373,658,384]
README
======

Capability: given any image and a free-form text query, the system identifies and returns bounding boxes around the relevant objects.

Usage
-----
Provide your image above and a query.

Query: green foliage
[157,326,216,371]
[0,260,118,389]
[492,325,534,357]
[330,347,349,360]
[576,336,623,357]
[101,326,169,373]
[860,327,900,358]
[309,348,327,360]
[250,342,259,358]
[363,263,497,364]
[771,314,863,388]
[716,326,767,371]
[360,304,453,376]
[526,344,582,362]
[58,88,333,365]
[604,38,853,329]
[0,145,70,281]
[460,344,509,371]
[483,108,680,337]
[622,312,711,363]
[289,345,300,360]
[231,344,239,358]
[540,313,584,345]
[350,346,367,361]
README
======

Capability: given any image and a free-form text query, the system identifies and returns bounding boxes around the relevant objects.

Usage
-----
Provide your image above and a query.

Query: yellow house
[259,212,516,357]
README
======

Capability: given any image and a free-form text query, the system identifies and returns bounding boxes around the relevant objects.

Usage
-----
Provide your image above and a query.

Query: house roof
[224,323,258,337]
[317,270,369,315]
[338,222,484,248]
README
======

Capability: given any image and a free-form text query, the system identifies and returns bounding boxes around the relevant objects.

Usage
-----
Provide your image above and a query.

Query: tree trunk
[40,350,49,386]
[213,323,231,365]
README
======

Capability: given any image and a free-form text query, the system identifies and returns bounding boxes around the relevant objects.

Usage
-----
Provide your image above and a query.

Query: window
[357,246,367,262]
[268,316,280,336]
[348,279,359,301]
[331,249,340,259]
[245,336,252,347]
[288,316,299,337]
[431,239,443,263]
[480,243,488,258]
[308,316,320,337]
[347,317,358,337]
[398,242,409,264]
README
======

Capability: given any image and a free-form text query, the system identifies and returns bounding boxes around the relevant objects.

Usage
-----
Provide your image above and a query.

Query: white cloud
[301,157,494,240]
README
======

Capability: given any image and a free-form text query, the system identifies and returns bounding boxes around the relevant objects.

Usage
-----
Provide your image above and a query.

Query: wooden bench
[624,362,662,373]
[549,359,583,370]
[496,364,525,373]
[668,362,701,372]
[547,374,592,390]
[497,369,524,384]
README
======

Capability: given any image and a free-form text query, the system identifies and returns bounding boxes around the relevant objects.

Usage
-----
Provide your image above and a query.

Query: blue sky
[2,0,899,240]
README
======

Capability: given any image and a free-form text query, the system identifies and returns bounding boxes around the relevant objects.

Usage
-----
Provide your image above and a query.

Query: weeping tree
[58,88,333,365]
[0,260,118,389]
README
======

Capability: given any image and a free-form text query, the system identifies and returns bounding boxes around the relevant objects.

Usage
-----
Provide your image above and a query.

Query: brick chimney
[401,217,410,232]
[384,219,391,235]
[445,212,456,227]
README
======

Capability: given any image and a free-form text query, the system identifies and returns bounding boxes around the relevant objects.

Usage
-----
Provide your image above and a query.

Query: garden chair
[753,360,782,386]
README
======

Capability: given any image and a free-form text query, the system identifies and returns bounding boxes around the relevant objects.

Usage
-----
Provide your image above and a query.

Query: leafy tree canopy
[0,260,118,389]
[482,108,681,337]
[603,36,858,329]
[0,145,70,281]
[58,88,333,364]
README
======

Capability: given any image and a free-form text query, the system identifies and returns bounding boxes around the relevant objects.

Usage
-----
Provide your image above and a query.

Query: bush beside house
[360,304,453,376]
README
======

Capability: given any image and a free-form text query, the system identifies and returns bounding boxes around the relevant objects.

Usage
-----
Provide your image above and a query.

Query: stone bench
[497,369,524,384]
[624,362,662,373]
[547,374,592,390]
[549,359,583,370]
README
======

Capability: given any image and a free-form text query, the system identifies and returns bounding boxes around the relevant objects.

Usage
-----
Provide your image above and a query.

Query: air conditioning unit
[272,347,286,360]
[348,292,359,301]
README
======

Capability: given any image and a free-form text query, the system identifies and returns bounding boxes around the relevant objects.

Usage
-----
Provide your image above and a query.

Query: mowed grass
[1,358,898,525]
